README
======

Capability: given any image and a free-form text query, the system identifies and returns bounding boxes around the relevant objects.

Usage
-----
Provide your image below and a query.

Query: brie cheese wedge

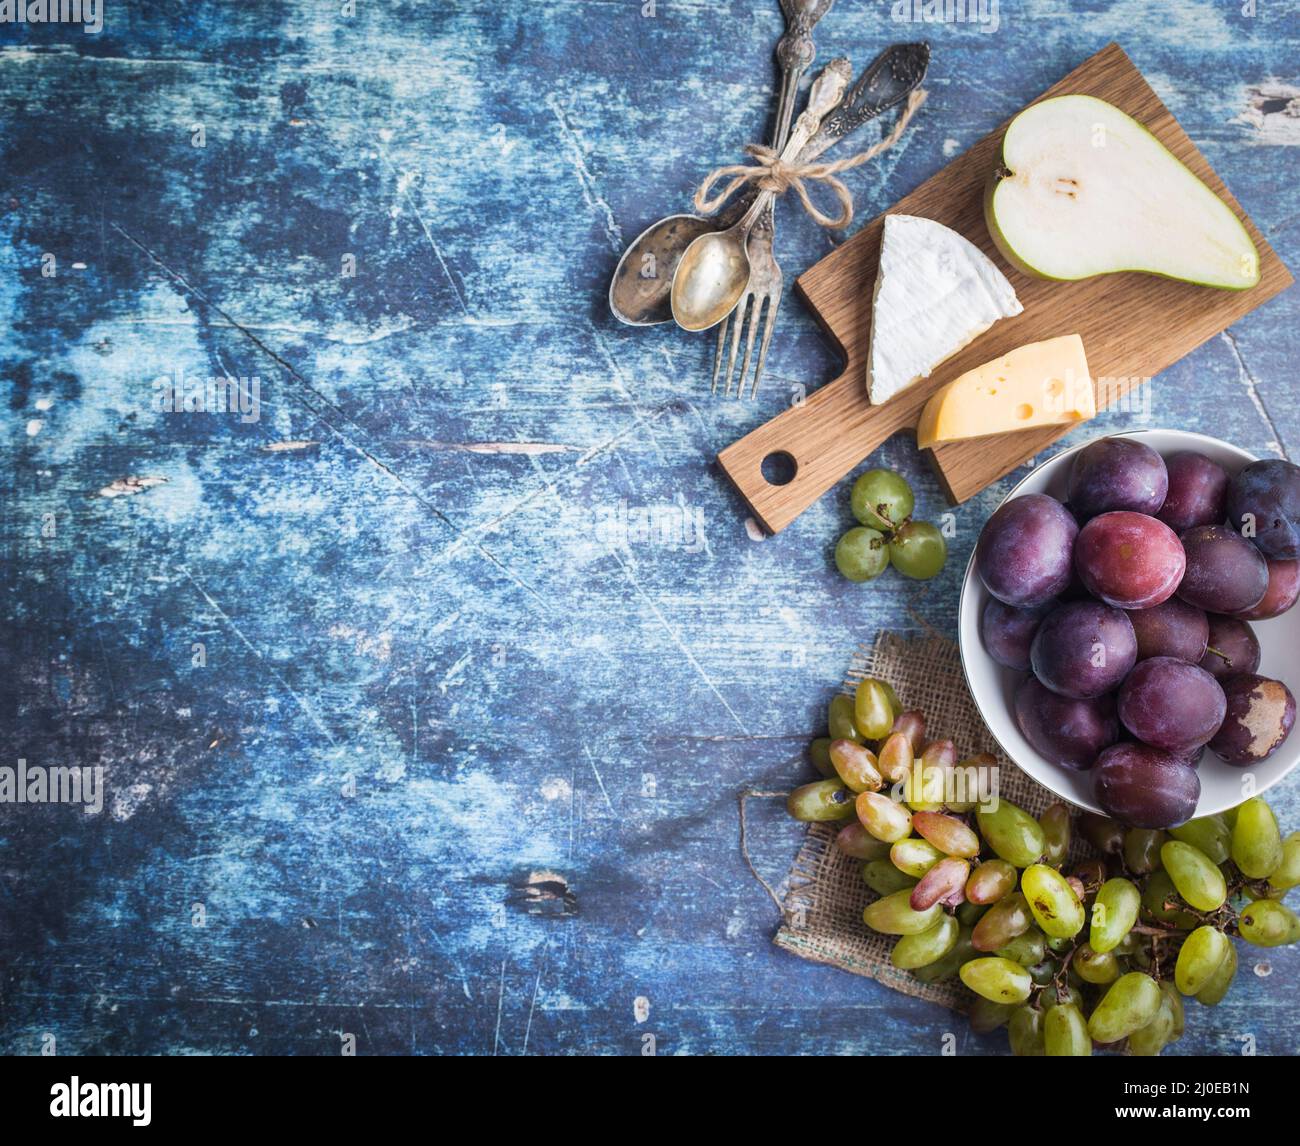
[866,214,1023,405]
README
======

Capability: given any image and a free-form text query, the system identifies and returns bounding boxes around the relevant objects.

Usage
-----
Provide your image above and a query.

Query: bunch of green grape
[836,469,948,583]
[788,676,1300,1056]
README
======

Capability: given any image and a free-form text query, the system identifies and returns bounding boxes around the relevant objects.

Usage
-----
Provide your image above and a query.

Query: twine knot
[693,88,927,230]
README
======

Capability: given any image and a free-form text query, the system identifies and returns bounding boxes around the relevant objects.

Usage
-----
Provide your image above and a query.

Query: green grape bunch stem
[837,469,948,584]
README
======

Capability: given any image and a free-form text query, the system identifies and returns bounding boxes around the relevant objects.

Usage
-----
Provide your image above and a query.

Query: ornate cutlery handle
[738,58,852,231]
[801,42,930,163]
[783,56,852,159]
[773,0,836,150]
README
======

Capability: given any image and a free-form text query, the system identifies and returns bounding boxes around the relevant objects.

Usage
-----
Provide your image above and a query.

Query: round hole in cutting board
[760,451,797,486]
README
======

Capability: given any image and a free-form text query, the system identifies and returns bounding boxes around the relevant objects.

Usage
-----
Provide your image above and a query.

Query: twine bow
[693,88,928,230]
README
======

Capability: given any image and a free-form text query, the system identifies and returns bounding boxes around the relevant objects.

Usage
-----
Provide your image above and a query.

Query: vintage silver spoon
[668,60,850,333]
[607,40,928,328]
[608,0,835,329]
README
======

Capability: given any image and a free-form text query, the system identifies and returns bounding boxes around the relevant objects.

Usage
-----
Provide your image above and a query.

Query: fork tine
[710,314,730,396]
[749,278,783,400]
[736,294,763,398]
[723,294,749,398]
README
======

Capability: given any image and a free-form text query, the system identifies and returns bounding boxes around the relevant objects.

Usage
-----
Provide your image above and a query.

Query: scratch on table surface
[603,543,751,736]
[568,763,579,860]
[180,567,339,747]
[108,224,430,495]
[110,222,551,607]
[112,514,144,616]
[576,399,686,467]
[427,611,463,637]
[546,93,624,254]
[375,143,473,320]
[589,322,668,462]
[92,631,118,705]
[9,990,483,1010]
[395,440,581,455]
[492,958,508,1056]
[426,920,473,1001]
[110,316,420,344]
[581,743,616,813]
[1220,330,1287,459]
[438,651,472,693]
[521,939,549,1056]
[439,399,685,554]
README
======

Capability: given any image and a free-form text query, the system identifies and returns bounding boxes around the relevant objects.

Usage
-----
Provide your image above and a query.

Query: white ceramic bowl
[958,428,1300,819]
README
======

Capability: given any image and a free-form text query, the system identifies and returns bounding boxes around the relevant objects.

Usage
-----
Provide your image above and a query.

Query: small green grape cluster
[836,469,948,583]
[787,676,1300,1056]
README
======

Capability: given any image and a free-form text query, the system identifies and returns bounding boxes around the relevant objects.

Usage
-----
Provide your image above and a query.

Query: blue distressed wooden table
[2,0,1297,1055]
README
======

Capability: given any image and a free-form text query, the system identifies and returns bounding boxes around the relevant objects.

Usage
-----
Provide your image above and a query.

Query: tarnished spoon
[669,60,850,333]
[607,212,717,328]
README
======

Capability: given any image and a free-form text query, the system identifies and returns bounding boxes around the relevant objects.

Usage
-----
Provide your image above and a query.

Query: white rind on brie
[866,214,1023,406]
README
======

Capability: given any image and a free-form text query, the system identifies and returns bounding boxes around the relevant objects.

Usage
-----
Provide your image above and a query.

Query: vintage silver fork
[713,38,931,401]
[713,0,832,400]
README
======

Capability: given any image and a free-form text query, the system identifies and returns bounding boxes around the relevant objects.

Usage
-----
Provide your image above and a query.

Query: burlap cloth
[772,630,1092,1013]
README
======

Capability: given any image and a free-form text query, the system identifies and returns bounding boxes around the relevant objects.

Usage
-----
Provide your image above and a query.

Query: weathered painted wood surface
[1,0,1296,1055]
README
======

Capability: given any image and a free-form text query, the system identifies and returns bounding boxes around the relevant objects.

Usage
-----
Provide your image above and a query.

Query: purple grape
[1230,557,1300,621]
[981,599,1053,671]
[1075,511,1185,609]
[1199,615,1261,679]
[1030,600,1138,699]
[1094,742,1201,829]
[976,494,1079,608]
[1125,597,1208,663]
[1208,673,1296,765]
[1116,656,1226,755]
[1067,437,1168,519]
[1014,676,1118,770]
[1156,451,1229,533]
[1178,524,1268,614]
[1226,458,1300,560]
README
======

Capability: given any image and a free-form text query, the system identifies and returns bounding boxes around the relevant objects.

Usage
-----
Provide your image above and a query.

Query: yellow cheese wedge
[915,334,1095,450]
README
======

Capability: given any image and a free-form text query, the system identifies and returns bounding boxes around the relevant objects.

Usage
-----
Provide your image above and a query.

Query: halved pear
[985,95,1259,290]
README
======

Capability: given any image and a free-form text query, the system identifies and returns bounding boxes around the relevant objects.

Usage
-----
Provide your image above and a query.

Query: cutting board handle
[717,364,926,534]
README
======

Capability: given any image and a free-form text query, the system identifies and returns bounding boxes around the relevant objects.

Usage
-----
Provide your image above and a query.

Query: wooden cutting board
[718,43,1292,535]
